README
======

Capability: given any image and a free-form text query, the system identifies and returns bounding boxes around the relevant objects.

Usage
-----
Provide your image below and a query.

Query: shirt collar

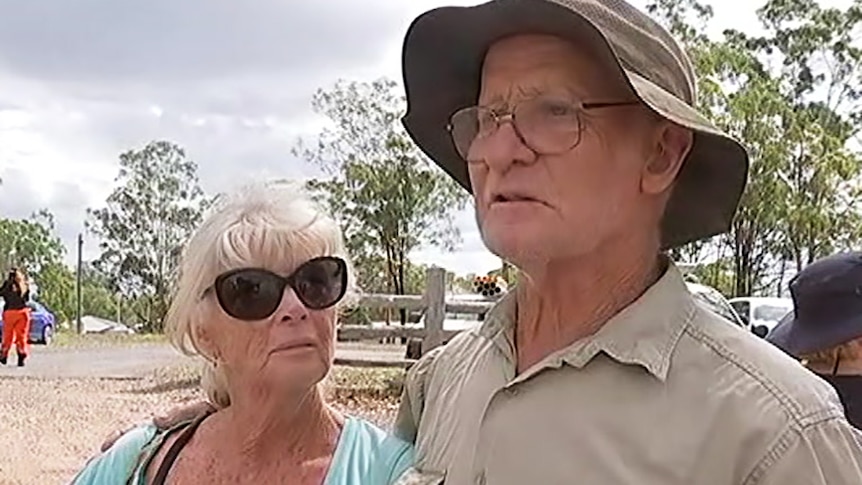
[477,261,696,381]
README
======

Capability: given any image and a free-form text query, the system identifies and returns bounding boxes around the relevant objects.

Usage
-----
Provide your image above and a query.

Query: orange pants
[1,309,30,357]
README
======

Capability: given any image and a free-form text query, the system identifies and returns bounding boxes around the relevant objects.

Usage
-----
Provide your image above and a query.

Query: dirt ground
[0,365,402,485]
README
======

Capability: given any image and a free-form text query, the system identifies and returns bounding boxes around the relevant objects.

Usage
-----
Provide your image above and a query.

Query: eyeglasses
[204,256,348,321]
[447,96,639,160]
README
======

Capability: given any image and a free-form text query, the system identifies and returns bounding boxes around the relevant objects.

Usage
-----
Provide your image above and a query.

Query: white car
[728,297,793,338]
[686,282,748,330]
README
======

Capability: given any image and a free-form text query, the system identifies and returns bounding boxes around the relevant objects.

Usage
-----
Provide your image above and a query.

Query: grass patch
[326,366,405,400]
[52,331,168,349]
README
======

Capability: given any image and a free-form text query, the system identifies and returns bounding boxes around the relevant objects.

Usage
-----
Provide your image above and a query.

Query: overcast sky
[0,0,847,276]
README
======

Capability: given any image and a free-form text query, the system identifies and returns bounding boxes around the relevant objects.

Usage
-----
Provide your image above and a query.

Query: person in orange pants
[1,268,31,367]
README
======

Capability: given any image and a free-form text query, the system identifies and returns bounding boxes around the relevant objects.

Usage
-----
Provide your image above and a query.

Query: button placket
[472,384,522,484]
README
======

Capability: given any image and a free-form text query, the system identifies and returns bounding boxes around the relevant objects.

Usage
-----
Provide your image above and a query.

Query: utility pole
[76,233,83,335]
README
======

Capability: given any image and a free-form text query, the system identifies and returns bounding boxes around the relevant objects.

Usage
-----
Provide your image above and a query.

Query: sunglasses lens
[293,257,347,310]
[215,270,284,320]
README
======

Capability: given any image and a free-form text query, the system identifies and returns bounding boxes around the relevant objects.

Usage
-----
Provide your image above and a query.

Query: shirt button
[505,386,519,396]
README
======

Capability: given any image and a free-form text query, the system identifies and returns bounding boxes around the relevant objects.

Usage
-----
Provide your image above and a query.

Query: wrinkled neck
[214,384,343,463]
[515,239,663,373]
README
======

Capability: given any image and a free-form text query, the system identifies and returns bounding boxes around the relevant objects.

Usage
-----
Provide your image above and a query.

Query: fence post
[423,266,446,355]
[76,233,83,335]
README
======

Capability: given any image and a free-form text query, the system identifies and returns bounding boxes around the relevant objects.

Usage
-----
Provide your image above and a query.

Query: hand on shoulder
[99,400,216,452]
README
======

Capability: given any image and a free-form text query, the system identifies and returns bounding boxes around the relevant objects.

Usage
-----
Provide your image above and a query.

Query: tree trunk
[397,247,407,333]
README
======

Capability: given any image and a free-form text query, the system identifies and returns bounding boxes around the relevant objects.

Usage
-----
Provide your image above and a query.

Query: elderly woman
[767,252,862,428]
[72,182,413,484]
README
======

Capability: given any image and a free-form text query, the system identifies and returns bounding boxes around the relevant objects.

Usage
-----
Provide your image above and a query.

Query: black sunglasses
[205,256,348,321]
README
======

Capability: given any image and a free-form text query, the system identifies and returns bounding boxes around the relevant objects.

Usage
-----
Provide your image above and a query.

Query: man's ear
[641,122,693,195]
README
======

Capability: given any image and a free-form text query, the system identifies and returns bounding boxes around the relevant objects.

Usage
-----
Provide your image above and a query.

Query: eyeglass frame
[446,96,640,160]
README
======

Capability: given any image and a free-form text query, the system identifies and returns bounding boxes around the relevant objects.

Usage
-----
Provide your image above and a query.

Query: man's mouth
[491,193,541,204]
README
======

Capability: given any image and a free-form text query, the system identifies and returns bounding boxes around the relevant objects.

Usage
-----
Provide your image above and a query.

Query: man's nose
[468,121,537,172]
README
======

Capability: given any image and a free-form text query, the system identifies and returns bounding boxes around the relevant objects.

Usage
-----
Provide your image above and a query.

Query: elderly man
[102,0,862,483]
[392,0,862,483]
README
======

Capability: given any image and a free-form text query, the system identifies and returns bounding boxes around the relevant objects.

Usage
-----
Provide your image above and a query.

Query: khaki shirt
[393,264,862,484]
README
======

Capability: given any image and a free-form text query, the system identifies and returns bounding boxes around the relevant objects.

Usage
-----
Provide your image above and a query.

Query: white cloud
[0,0,497,271]
[1,0,849,276]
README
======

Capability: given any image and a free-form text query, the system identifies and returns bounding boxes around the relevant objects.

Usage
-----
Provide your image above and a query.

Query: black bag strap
[151,411,212,484]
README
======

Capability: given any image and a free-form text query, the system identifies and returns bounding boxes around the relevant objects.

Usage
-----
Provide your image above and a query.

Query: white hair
[164,179,354,408]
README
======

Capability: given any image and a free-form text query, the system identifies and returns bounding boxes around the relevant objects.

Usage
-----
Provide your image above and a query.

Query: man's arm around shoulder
[749,416,862,485]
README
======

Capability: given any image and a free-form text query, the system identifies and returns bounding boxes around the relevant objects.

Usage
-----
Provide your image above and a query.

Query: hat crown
[547,0,697,105]
[790,252,862,319]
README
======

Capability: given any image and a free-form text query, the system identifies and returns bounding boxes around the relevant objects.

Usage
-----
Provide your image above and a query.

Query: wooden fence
[334,266,498,368]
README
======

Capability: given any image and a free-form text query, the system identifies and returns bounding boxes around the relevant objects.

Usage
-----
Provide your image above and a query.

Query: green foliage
[486,260,518,287]
[296,78,469,312]
[37,261,75,322]
[79,263,123,321]
[0,213,73,318]
[0,212,66,275]
[686,258,736,297]
[647,0,862,297]
[0,213,120,324]
[86,140,208,331]
[753,0,862,271]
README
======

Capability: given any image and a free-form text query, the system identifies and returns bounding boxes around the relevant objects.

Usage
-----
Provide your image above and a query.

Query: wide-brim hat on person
[400,0,750,249]
[767,252,862,357]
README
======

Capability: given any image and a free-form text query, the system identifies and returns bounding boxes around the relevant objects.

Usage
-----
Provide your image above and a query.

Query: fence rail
[336,266,500,367]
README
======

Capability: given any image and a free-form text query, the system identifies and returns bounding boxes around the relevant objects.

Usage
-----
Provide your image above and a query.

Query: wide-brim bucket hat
[767,252,862,357]
[401,0,750,249]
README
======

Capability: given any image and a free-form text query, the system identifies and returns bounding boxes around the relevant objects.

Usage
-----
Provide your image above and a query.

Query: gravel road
[0,376,203,485]
[0,342,405,484]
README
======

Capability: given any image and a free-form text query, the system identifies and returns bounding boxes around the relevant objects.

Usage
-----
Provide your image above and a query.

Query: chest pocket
[391,467,445,485]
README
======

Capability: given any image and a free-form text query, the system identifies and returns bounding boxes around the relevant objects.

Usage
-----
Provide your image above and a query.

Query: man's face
[466,34,683,267]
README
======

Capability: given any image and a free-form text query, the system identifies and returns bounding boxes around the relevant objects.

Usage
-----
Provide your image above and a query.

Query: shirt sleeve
[393,346,444,444]
[750,417,862,485]
[70,425,158,485]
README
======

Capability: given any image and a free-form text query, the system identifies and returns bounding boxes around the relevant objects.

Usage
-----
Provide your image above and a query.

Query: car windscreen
[753,304,792,323]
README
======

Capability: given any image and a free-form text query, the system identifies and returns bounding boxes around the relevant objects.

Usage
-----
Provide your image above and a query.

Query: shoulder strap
[151,412,212,485]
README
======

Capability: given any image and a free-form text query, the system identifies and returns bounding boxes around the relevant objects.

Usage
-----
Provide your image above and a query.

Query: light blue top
[71,416,414,485]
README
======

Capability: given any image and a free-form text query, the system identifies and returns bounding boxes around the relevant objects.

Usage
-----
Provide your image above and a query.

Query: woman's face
[197,258,343,399]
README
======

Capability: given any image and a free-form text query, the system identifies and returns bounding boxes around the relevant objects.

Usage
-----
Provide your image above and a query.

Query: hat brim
[401,0,750,249]
[767,310,862,357]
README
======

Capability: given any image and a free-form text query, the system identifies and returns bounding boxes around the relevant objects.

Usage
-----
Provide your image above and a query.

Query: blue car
[0,299,57,345]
